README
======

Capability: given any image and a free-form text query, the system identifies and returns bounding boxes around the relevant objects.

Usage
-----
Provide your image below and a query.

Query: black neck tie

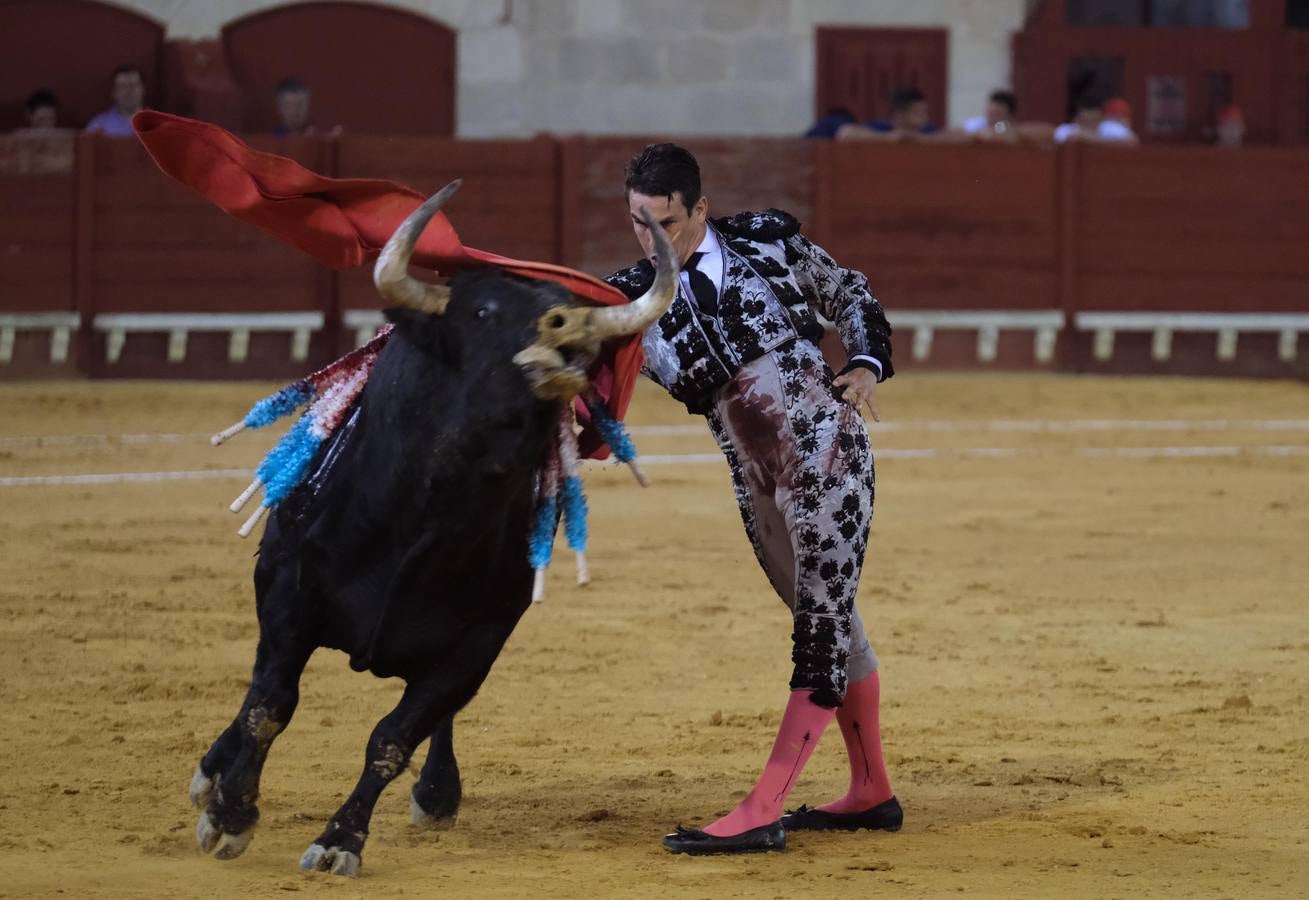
[683,251,718,317]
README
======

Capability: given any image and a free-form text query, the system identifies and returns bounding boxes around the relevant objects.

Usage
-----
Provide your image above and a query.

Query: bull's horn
[373,180,460,314]
[587,207,678,338]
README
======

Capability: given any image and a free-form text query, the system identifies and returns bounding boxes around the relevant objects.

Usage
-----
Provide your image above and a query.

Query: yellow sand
[0,374,1306,899]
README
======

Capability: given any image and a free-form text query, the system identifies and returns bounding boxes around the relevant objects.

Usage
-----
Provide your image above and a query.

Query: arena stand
[1,134,1307,382]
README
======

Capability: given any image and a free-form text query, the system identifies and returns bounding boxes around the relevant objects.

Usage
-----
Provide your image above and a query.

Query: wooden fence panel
[334,136,560,334]
[562,137,816,279]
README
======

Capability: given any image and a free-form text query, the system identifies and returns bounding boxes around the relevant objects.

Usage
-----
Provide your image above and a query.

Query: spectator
[804,106,856,139]
[85,65,146,136]
[13,89,61,134]
[963,89,1017,138]
[1054,93,1138,145]
[273,78,341,137]
[1099,97,1141,141]
[838,87,941,141]
[1215,105,1246,148]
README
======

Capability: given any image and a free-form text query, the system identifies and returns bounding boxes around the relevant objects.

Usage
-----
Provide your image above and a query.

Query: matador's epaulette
[711,208,802,242]
[604,259,655,301]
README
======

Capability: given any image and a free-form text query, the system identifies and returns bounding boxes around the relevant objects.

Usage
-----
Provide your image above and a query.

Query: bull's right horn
[587,207,678,339]
[373,180,460,314]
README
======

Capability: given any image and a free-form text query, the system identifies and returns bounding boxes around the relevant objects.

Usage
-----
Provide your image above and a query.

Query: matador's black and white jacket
[604,209,894,413]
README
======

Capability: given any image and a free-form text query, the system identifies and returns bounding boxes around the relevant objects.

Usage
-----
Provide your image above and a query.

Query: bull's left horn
[373,181,460,314]
[587,208,677,338]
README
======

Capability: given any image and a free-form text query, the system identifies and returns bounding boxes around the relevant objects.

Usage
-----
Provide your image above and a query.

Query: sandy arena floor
[0,373,1306,899]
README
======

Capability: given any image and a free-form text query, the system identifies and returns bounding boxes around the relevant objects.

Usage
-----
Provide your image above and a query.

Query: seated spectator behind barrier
[837,87,942,141]
[963,89,1017,139]
[1102,97,1139,140]
[805,106,856,139]
[12,90,63,135]
[1054,93,1138,145]
[85,65,146,136]
[273,78,341,137]
[1215,105,1245,148]
[8,89,73,173]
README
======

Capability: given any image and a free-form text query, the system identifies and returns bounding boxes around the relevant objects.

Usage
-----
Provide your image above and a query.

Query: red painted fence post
[72,134,96,377]
[1055,140,1080,374]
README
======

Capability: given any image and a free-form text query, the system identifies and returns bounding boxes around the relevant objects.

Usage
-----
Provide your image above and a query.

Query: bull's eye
[476,306,492,319]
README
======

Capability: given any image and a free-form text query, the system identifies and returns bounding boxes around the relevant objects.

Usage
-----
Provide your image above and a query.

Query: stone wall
[112,0,1029,137]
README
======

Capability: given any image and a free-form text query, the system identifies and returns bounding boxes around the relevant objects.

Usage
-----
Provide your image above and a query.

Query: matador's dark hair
[623,142,702,215]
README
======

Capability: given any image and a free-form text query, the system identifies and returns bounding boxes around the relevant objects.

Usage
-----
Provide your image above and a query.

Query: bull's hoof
[196,811,255,860]
[409,792,457,830]
[299,843,361,876]
[189,766,215,808]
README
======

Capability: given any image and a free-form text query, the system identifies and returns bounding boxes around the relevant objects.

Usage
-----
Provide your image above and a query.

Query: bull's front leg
[193,569,315,861]
[299,677,457,876]
[410,715,462,828]
[300,610,523,876]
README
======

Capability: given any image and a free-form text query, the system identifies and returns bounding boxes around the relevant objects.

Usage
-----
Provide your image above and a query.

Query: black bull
[189,184,676,875]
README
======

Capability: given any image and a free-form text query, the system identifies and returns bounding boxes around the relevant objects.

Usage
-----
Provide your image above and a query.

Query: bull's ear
[384,307,462,367]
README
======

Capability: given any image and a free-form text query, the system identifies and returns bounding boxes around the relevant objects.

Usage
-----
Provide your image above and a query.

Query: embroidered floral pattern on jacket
[605,209,893,413]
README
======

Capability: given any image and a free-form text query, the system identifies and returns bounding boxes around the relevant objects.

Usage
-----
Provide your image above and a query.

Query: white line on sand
[0,469,252,487]
[626,419,1309,436]
[5,446,1307,487]
[4,418,1309,448]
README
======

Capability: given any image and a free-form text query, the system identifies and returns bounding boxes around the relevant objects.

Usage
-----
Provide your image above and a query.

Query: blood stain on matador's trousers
[705,337,878,707]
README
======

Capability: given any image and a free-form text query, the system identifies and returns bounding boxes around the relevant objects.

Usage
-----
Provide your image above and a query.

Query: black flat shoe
[661,821,786,855]
[780,796,903,832]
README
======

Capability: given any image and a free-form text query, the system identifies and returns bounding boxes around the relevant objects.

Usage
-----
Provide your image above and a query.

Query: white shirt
[680,226,724,300]
[684,225,883,380]
[1054,120,1137,143]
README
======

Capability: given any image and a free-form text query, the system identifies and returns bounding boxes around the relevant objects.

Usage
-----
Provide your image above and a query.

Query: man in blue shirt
[85,65,145,137]
[838,87,941,141]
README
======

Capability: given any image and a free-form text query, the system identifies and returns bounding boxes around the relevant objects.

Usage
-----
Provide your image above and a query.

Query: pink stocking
[703,690,835,837]
[817,670,894,813]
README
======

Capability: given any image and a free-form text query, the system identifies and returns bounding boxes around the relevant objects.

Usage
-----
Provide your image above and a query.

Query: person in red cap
[1216,105,1246,148]
[1104,98,1132,130]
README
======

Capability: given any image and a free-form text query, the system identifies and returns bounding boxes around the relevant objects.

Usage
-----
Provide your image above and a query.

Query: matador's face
[627,190,708,270]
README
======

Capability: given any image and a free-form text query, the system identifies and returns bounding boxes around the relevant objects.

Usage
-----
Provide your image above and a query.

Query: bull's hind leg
[194,565,315,860]
[410,715,461,828]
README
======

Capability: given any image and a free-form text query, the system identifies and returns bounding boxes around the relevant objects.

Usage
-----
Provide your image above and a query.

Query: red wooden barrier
[1,135,1306,382]
[80,135,329,379]
[814,141,1060,310]
[559,137,816,277]
[1067,143,1309,378]
[0,137,76,375]
[815,141,1063,371]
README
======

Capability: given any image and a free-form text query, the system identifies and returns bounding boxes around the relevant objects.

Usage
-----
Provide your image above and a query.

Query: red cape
[132,111,638,459]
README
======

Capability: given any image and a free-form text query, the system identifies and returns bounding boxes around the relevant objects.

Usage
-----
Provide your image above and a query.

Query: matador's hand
[832,368,881,423]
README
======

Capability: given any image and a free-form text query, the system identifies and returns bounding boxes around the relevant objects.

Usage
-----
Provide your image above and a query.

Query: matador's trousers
[705,339,877,708]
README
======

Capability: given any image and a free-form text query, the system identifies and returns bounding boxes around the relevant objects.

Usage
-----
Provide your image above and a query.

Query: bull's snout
[514,208,677,401]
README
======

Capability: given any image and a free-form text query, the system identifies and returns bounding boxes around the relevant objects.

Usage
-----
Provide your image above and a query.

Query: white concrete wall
[112,0,1028,137]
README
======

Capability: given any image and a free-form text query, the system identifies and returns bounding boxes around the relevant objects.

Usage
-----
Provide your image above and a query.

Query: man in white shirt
[1054,94,1139,145]
[962,90,1017,138]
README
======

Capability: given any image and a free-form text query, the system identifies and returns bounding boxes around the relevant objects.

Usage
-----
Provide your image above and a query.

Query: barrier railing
[1,133,1305,380]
